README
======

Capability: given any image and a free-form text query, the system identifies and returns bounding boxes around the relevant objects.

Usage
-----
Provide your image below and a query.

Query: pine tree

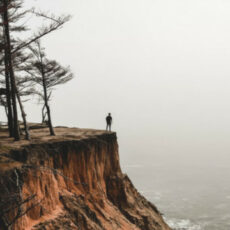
[0,0,71,140]
[29,40,73,136]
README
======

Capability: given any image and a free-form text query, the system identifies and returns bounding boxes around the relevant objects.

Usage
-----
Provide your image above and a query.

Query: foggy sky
[6,0,230,166]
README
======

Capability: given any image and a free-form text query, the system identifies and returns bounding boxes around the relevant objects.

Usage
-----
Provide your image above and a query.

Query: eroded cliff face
[0,129,171,230]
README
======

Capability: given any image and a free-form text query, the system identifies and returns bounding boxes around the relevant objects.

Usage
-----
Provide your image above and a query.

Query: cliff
[0,127,171,230]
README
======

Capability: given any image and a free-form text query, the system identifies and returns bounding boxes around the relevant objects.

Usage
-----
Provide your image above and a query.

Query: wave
[164,217,203,230]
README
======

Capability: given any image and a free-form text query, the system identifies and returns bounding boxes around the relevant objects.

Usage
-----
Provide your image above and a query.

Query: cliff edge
[0,127,171,230]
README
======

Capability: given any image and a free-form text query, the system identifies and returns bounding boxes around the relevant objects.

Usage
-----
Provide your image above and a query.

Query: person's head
[108,113,111,116]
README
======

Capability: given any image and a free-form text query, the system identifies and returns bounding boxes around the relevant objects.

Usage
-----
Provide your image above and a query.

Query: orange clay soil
[0,126,109,172]
[0,125,171,230]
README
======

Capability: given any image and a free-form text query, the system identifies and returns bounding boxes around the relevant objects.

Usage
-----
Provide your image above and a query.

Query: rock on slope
[0,128,171,230]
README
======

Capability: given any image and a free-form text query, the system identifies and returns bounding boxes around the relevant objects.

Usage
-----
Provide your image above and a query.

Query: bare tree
[0,169,40,230]
[0,165,86,230]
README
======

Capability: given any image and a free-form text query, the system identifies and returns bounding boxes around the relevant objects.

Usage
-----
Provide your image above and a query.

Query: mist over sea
[121,153,230,230]
[17,1,230,229]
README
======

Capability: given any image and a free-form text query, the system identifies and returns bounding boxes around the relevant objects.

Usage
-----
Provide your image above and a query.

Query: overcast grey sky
[8,0,230,165]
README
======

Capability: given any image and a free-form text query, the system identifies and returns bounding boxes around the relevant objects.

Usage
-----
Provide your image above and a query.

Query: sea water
[122,157,230,230]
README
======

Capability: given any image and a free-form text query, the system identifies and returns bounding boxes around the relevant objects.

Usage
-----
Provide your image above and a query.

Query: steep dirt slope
[0,127,171,230]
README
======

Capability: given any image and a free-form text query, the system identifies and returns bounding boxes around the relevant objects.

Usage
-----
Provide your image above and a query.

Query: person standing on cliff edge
[106,113,112,131]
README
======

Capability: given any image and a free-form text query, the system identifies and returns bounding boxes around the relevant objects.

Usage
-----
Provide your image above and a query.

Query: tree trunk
[45,104,55,135]
[4,104,8,118]
[2,0,20,140]
[2,7,13,137]
[41,103,47,123]
[42,78,55,135]
[39,53,55,136]
[4,62,14,137]
[16,90,30,140]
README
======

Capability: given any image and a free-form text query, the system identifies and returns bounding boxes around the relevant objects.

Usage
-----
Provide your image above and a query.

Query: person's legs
[106,124,108,131]
[109,124,111,131]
